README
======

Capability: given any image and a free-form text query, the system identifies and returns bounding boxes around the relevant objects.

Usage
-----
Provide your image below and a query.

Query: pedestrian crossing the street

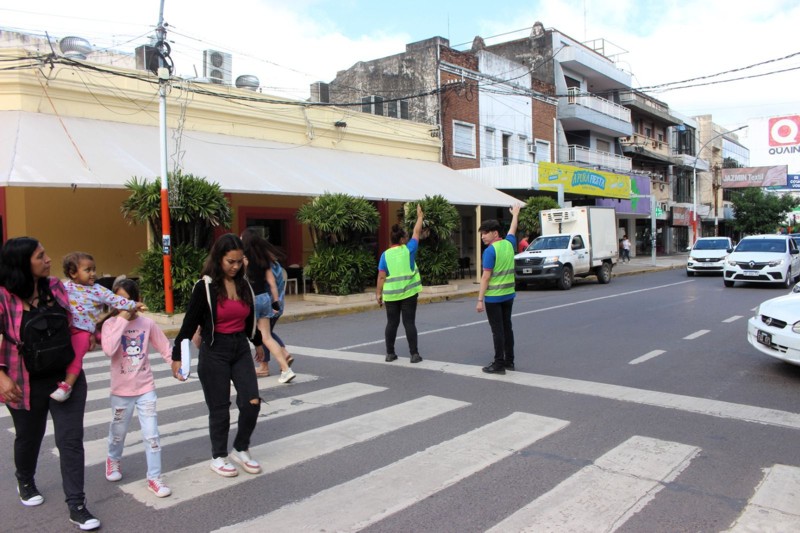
[4,348,800,531]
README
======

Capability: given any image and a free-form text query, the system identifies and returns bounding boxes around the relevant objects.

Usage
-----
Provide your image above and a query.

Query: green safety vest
[485,239,515,298]
[382,245,422,302]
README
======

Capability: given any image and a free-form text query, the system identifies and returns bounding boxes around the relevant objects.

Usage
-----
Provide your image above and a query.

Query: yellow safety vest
[485,239,515,298]
[382,246,422,302]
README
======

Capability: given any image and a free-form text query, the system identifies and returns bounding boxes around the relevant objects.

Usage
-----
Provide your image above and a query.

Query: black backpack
[5,304,75,377]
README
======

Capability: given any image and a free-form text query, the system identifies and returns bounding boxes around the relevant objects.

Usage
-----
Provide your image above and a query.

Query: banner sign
[595,174,651,214]
[538,162,631,199]
[671,206,691,226]
[720,165,788,188]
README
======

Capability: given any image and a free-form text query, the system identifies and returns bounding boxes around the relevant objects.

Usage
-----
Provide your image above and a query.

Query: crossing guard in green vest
[477,204,521,375]
[376,205,424,363]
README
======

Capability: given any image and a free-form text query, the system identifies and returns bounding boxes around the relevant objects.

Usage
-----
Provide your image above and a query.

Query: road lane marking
[338,280,695,350]
[629,350,666,365]
[723,316,743,323]
[63,382,386,464]
[487,436,699,532]
[214,412,569,532]
[7,374,321,436]
[120,395,470,509]
[726,464,800,532]
[292,345,800,431]
[684,329,710,340]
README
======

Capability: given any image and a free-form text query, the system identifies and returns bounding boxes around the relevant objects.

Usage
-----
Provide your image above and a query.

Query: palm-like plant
[518,196,560,239]
[297,192,380,295]
[404,195,459,286]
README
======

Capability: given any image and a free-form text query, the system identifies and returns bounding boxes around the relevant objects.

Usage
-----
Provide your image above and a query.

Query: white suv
[723,235,800,288]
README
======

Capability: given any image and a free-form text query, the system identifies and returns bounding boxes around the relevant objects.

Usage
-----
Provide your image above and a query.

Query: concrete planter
[421,284,459,295]
[302,292,375,305]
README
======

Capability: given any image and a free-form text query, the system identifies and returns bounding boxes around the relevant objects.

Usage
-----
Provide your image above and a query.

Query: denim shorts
[255,293,272,319]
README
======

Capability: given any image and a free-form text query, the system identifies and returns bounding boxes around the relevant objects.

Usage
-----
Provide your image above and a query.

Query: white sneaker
[278,368,296,384]
[210,457,238,477]
[50,382,72,402]
[147,477,172,498]
[230,449,261,474]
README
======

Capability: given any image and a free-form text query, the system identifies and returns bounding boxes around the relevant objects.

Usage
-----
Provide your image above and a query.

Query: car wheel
[785,269,793,288]
[686,270,695,277]
[724,279,734,287]
[556,265,573,290]
[596,263,611,284]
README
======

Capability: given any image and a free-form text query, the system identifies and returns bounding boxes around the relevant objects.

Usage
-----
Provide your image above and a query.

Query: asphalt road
[4,269,800,532]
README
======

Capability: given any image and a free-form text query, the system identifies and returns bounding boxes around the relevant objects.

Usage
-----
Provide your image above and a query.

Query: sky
[1,0,799,129]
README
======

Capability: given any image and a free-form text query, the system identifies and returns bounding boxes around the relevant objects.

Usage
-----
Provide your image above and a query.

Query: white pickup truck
[514,206,619,290]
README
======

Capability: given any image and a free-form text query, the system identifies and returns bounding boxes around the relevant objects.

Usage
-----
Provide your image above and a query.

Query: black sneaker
[482,362,506,375]
[504,362,515,371]
[385,353,398,362]
[69,504,101,531]
[17,480,43,506]
[410,354,422,364]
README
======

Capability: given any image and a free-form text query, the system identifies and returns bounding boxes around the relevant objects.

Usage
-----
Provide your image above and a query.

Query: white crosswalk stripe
[7,373,321,436]
[726,464,800,531]
[487,436,699,532]
[214,412,569,532]
[60,382,387,464]
[119,394,470,508]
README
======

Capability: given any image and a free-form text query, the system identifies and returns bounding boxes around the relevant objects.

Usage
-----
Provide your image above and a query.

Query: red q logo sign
[768,115,800,146]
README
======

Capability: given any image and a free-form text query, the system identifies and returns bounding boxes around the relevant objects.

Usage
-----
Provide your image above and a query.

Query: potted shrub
[404,195,459,286]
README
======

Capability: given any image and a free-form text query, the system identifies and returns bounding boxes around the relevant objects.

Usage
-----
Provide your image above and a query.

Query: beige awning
[0,111,517,207]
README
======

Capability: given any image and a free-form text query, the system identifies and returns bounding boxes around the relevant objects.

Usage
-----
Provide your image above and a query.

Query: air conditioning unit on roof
[527,141,536,154]
[203,50,232,85]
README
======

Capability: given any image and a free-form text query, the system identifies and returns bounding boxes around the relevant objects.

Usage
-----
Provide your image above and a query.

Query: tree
[297,193,380,295]
[120,171,232,312]
[731,188,799,236]
[403,195,459,286]
[518,196,560,238]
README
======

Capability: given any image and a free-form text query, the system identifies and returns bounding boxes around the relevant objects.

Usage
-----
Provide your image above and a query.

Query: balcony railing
[619,133,670,158]
[566,87,631,123]
[619,91,670,114]
[566,145,632,173]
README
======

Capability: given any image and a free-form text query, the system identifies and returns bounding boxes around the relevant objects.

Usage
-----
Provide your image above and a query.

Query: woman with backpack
[0,237,101,531]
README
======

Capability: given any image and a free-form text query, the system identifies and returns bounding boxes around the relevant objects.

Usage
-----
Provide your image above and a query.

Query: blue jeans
[198,332,261,458]
[108,390,162,480]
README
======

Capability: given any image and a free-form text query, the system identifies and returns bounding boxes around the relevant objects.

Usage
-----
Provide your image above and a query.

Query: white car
[686,237,733,276]
[747,284,800,365]
[723,234,800,288]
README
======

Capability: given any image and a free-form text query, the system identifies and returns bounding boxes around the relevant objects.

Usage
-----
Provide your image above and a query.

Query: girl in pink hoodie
[100,278,177,498]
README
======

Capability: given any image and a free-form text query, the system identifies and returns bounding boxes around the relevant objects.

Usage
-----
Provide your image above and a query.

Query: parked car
[747,283,800,365]
[686,237,733,276]
[723,234,800,288]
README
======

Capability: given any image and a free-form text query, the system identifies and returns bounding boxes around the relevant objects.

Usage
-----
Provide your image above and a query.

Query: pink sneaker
[50,382,72,402]
[147,477,171,497]
[105,457,122,481]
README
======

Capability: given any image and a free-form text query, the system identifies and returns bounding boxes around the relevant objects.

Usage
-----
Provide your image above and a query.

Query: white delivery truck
[514,206,618,290]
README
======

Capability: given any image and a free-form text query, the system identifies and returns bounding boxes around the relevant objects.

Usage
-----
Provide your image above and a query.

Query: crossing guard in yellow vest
[376,205,424,363]
[476,204,521,375]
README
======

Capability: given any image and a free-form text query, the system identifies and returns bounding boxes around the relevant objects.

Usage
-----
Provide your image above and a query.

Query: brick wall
[439,48,480,170]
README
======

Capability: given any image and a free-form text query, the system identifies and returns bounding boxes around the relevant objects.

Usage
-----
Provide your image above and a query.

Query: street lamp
[692,124,747,245]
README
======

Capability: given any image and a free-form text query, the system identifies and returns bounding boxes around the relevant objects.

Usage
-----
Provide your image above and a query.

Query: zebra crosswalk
[4,348,800,531]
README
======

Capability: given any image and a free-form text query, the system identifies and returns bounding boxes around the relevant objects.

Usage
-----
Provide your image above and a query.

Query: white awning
[0,111,517,207]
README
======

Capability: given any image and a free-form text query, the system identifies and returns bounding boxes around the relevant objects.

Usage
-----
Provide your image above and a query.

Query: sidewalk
[154,254,687,337]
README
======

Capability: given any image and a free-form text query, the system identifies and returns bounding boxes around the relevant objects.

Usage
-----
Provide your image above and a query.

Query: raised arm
[411,204,424,241]
[508,204,521,239]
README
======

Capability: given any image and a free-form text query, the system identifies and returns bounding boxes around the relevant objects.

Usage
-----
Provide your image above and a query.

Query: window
[502,133,511,165]
[483,128,496,160]
[596,139,611,153]
[453,121,476,158]
[535,139,551,162]
[387,100,409,120]
[361,95,385,116]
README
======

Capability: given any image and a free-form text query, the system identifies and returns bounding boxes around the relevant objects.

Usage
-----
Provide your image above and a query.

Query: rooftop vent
[59,36,93,60]
[235,74,260,91]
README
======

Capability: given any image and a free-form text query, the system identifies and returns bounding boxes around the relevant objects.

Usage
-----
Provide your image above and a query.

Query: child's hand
[135,302,148,312]
[89,334,97,351]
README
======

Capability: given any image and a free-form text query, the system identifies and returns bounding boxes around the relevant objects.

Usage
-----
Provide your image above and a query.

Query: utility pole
[156,0,174,313]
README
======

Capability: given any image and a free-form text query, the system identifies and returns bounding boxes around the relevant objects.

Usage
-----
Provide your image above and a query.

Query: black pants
[384,294,419,356]
[485,298,515,365]
[8,371,87,508]
[197,333,261,458]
